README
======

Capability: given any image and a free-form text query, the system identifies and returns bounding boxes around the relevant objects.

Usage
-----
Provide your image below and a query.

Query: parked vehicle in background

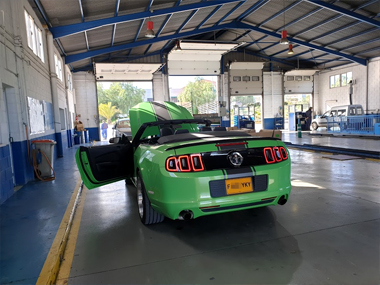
[113,118,131,137]
[311,104,364,130]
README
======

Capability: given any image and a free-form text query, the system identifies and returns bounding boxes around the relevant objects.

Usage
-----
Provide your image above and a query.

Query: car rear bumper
[144,161,291,220]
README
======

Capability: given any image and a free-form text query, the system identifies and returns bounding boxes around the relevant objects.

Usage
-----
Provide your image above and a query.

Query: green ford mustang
[76,101,291,225]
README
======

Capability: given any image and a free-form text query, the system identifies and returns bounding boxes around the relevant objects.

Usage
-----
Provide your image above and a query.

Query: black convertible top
[158,131,251,144]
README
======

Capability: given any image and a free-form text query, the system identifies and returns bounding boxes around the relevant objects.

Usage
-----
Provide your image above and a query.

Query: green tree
[97,82,145,115]
[98,102,120,123]
[177,77,216,114]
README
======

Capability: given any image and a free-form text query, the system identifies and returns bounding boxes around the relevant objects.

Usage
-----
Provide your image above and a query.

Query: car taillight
[263,147,275,164]
[178,155,191,172]
[263,146,288,164]
[166,154,205,172]
[190,154,204,171]
[166,157,178,172]
[279,147,288,160]
[273,147,282,162]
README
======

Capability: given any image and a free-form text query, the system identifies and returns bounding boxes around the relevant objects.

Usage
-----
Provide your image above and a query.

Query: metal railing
[327,115,380,135]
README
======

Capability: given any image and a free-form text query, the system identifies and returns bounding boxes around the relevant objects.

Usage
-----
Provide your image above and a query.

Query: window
[295,76,302,81]
[304,76,311,81]
[24,10,44,62]
[67,73,72,91]
[233,76,241,82]
[287,76,294,81]
[341,72,352,86]
[54,54,63,81]
[252,76,260,81]
[330,72,352,88]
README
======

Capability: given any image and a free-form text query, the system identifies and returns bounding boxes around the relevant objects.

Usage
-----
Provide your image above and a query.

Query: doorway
[230,95,262,130]
[284,94,311,130]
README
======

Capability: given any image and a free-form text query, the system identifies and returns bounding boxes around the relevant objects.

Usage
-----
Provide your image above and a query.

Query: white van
[311,104,364,130]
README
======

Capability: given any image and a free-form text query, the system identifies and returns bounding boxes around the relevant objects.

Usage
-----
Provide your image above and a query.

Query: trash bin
[74,131,84,144]
[31,139,56,177]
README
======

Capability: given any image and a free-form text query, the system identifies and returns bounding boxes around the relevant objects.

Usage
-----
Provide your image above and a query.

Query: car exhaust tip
[278,195,287,205]
[178,210,194,221]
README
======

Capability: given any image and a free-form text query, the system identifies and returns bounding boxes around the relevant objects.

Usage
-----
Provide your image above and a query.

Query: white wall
[263,72,283,118]
[0,0,75,142]
[73,72,98,128]
[317,57,380,114]
[152,72,169,101]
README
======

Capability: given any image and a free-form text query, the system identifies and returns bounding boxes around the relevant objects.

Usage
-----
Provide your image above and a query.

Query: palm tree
[98,102,120,123]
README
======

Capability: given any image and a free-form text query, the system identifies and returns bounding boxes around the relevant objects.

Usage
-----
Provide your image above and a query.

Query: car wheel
[311,122,318,130]
[136,174,164,225]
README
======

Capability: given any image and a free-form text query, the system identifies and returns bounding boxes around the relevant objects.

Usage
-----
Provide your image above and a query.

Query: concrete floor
[1,133,379,284]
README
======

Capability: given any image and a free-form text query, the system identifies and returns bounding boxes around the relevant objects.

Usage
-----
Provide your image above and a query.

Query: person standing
[305,107,313,130]
[101,120,108,140]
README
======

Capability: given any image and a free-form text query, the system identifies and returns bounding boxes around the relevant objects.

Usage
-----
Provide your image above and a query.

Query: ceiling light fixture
[145,20,155,38]
[174,40,182,51]
[279,0,289,45]
[288,44,294,54]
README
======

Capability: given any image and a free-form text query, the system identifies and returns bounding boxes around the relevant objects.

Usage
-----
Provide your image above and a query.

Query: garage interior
[0,0,379,284]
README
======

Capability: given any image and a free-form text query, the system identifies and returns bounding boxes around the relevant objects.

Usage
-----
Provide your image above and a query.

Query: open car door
[75,141,133,189]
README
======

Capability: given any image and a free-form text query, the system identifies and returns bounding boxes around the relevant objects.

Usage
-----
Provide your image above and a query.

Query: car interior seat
[213,127,227,131]
[160,127,174,137]
[174,129,189,134]
[200,126,212,131]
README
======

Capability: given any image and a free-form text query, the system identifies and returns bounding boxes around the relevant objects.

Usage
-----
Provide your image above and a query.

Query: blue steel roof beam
[78,0,85,22]
[260,42,278,52]
[340,38,380,51]
[354,46,380,55]
[65,22,367,66]
[243,35,268,48]
[34,0,68,58]
[130,1,154,56]
[51,0,243,39]
[144,14,173,55]
[235,48,296,67]
[303,0,380,28]
[234,30,251,41]
[65,22,236,63]
[177,10,198,33]
[286,49,314,59]
[33,0,52,27]
[78,0,90,51]
[287,0,371,37]
[326,27,378,47]
[111,0,121,46]
[216,1,246,25]
[236,0,268,22]
[197,5,223,29]
[258,0,302,28]
[235,22,366,65]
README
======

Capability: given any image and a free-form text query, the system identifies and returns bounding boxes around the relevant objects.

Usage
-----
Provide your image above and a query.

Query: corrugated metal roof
[29,0,380,72]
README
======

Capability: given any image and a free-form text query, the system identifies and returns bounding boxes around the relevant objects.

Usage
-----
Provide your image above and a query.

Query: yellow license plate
[225,177,253,195]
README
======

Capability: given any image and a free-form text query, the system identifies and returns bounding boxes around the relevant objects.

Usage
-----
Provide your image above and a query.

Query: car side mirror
[109,137,120,144]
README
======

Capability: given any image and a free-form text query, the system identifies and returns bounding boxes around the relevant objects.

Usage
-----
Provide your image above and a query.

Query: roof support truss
[65,21,367,66]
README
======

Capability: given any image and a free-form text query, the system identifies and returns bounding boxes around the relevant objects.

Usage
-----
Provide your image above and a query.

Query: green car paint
[75,101,291,223]
[135,138,291,220]
[129,101,197,139]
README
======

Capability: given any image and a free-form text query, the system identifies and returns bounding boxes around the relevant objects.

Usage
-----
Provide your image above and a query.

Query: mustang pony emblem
[228,152,243,166]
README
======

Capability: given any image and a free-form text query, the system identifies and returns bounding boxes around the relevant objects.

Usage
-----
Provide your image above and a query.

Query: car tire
[136,173,164,225]
[311,122,318,130]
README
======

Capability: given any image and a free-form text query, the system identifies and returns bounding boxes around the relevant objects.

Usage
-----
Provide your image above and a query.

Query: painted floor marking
[56,185,88,284]
[36,179,83,285]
